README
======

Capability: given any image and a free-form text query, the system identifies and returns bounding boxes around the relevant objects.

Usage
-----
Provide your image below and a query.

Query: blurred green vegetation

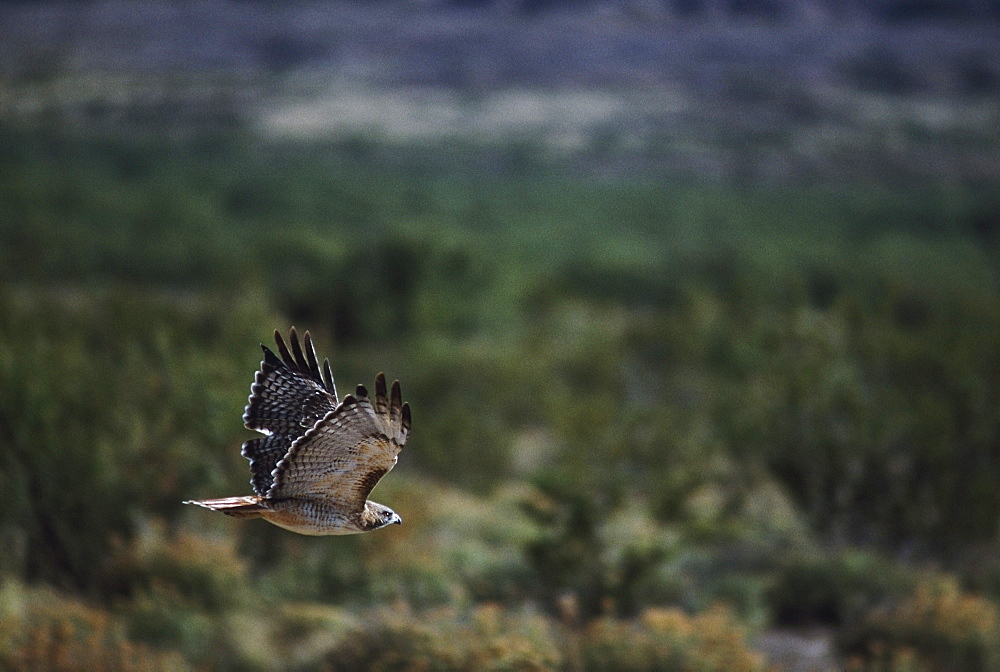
[1,125,999,669]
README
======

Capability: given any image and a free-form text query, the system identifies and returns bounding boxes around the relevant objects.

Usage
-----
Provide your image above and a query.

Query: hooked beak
[391,513,403,526]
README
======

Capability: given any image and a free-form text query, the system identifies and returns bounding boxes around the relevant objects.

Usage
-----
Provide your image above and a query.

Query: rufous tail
[183,496,266,519]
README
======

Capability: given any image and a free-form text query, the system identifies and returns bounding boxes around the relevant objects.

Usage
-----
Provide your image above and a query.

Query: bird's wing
[266,373,411,512]
[241,328,339,496]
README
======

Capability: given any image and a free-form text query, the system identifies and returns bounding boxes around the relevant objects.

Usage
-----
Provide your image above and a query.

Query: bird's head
[366,502,402,530]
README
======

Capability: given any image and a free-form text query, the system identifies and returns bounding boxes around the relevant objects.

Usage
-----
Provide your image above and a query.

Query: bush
[841,576,1000,671]
[768,550,914,627]
[577,605,765,671]
[99,522,251,613]
[324,604,562,671]
[357,479,536,607]
[520,474,677,619]
[0,582,189,672]
[0,286,273,589]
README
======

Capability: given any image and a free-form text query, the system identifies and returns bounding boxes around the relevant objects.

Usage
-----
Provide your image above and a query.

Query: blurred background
[1,1,999,669]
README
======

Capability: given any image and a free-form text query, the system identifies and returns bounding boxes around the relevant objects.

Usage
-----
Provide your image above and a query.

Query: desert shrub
[251,477,535,610]
[520,473,677,619]
[0,286,273,590]
[577,605,765,671]
[646,476,816,623]
[768,550,914,627]
[324,604,562,671]
[99,522,251,613]
[117,590,220,665]
[841,576,1000,671]
[246,529,369,606]
[0,582,189,671]
[393,337,540,489]
[121,592,356,671]
[257,603,357,670]
[712,293,1000,556]
[357,479,536,607]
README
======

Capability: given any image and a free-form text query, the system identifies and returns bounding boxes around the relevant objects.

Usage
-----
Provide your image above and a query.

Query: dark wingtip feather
[323,358,337,399]
[289,327,307,371]
[355,384,368,399]
[274,329,294,367]
[303,331,323,381]
[402,402,411,432]
[262,345,283,368]
[389,380,402,419]
[374,373,389,414]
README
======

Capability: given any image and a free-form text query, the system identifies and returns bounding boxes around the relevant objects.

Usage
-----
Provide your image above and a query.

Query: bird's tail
[183,496,266,519]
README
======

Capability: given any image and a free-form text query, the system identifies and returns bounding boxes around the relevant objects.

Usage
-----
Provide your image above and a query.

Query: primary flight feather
[184,327,411,535]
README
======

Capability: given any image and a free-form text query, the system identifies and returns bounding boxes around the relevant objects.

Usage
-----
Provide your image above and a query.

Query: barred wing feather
[268,375,410,512]
[241,328,339,496]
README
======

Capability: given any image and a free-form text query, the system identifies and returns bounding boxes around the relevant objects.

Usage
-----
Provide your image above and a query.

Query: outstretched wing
[241,328,339,496]
[267,374,411,512]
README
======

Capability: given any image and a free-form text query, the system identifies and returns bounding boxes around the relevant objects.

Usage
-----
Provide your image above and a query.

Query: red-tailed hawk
[184,328,410,535]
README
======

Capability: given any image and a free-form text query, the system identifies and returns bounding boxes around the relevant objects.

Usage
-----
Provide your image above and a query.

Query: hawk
[184,327,410,535]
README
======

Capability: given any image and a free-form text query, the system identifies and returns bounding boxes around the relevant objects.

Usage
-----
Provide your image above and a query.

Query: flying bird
[184,327,410,535]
